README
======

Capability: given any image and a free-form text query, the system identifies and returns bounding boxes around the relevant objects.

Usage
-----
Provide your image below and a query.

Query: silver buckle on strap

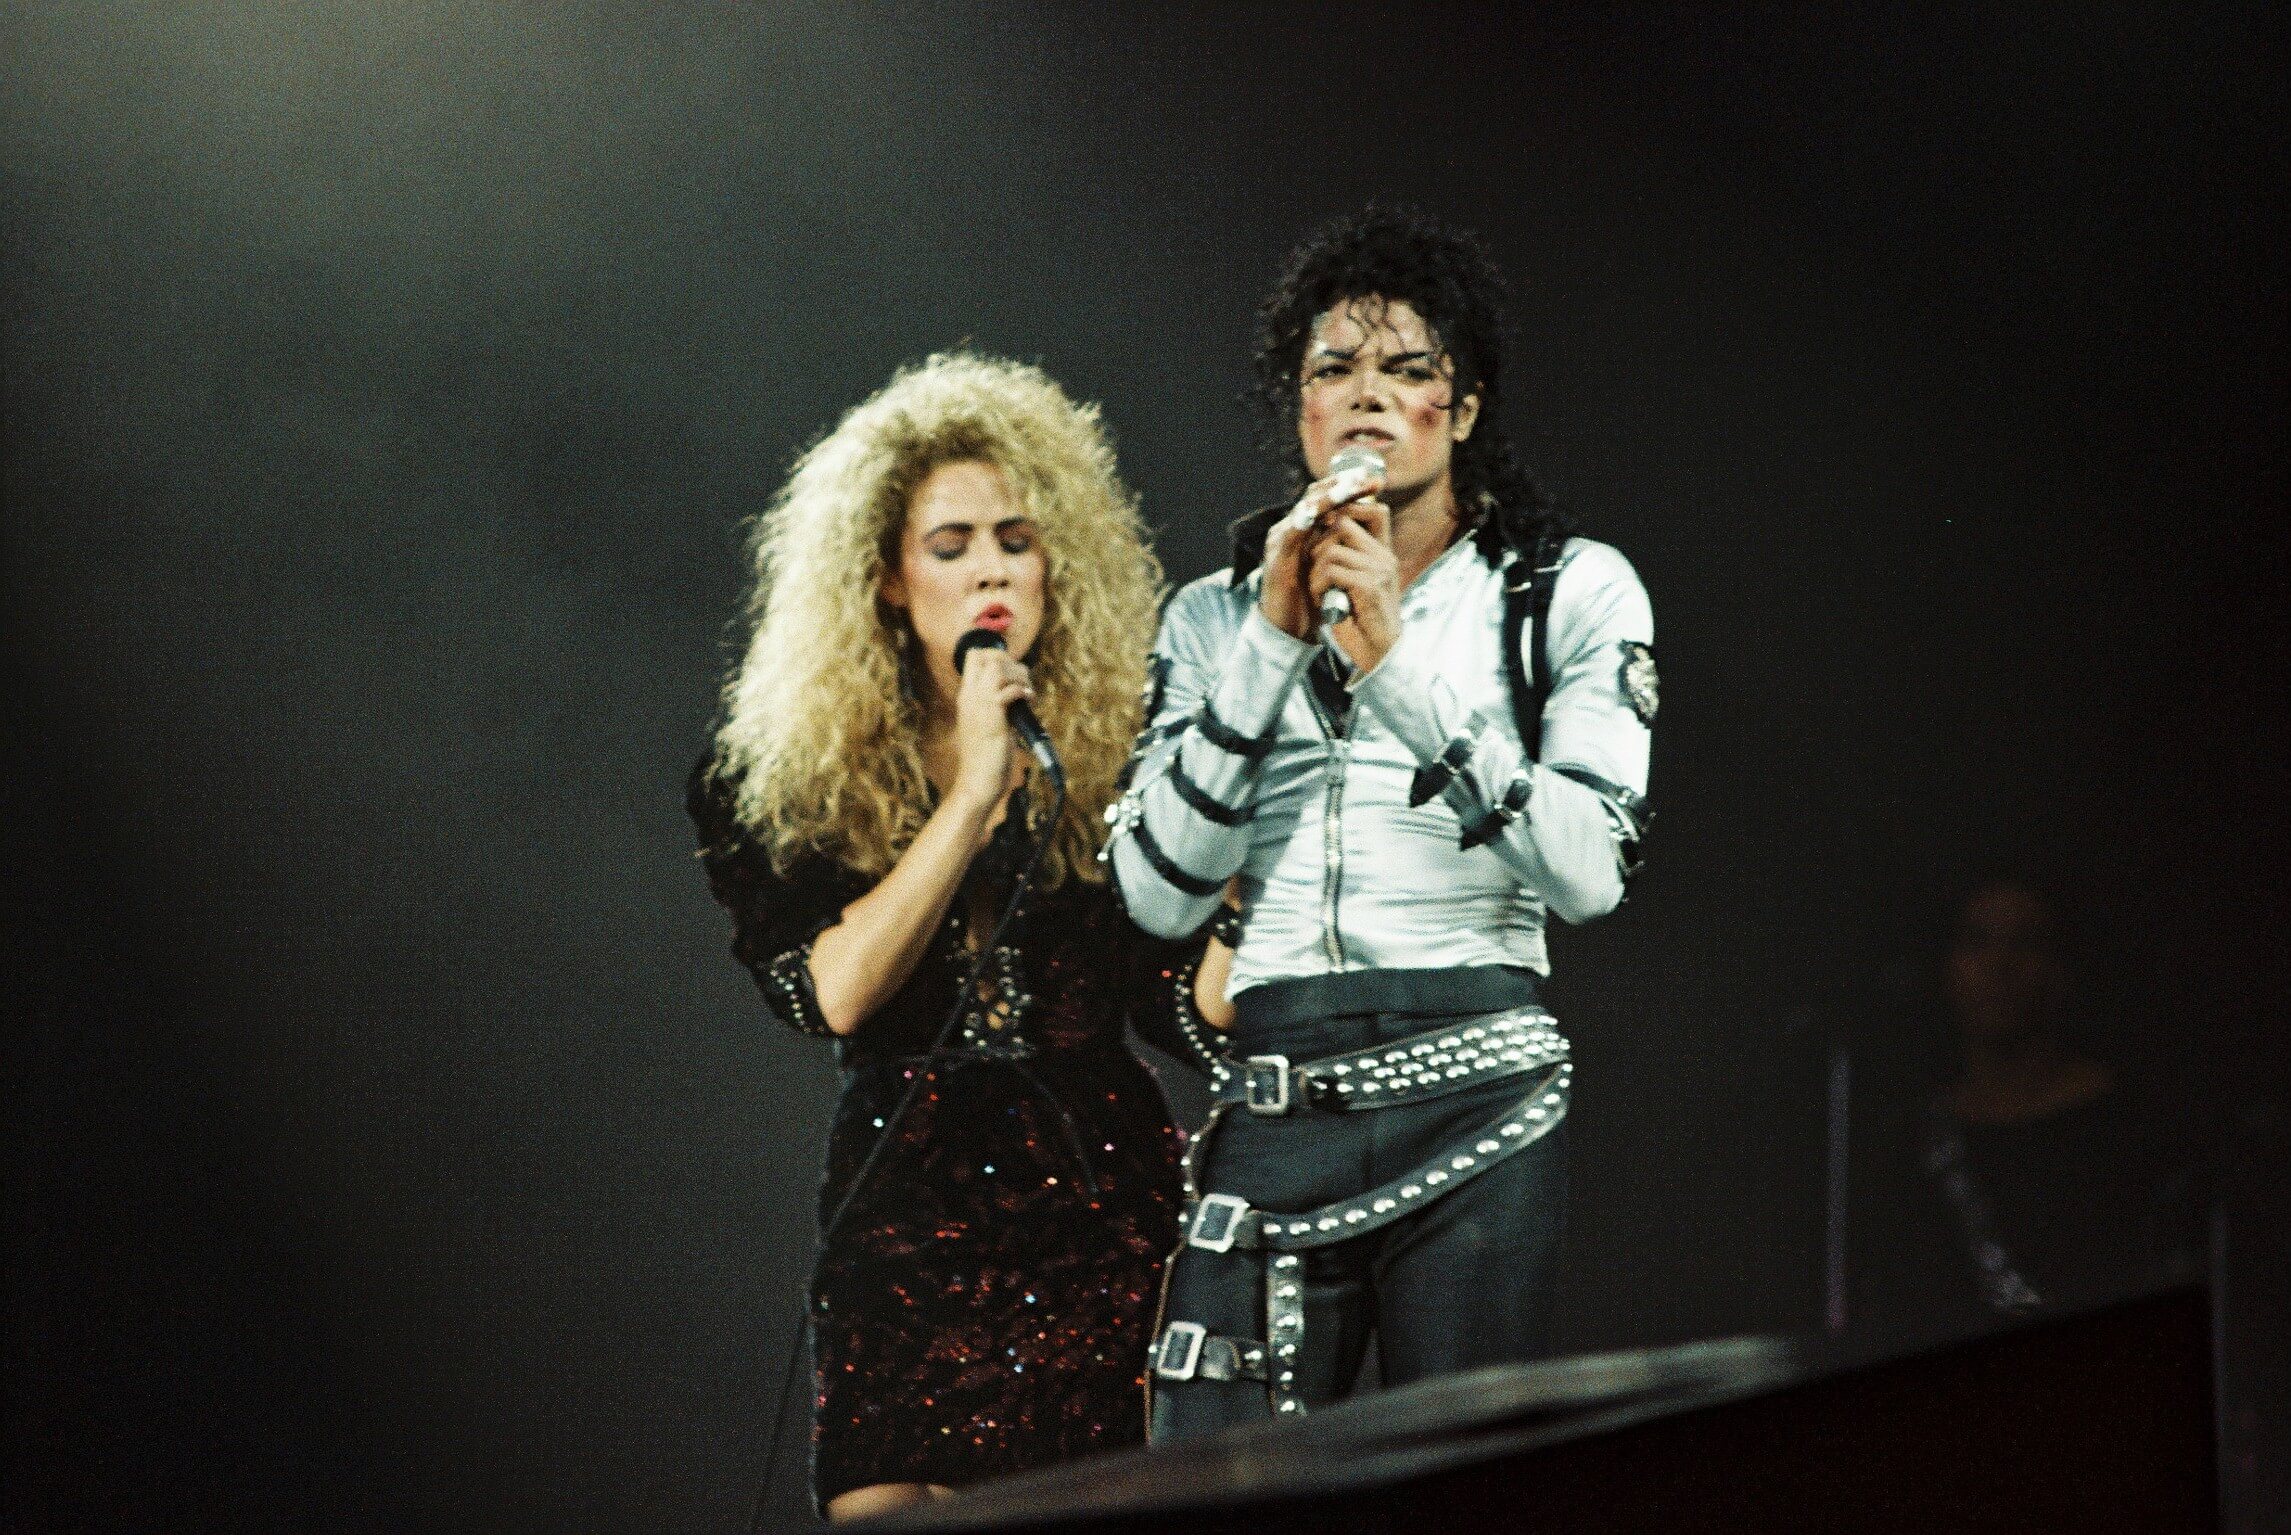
[1243,1054,1292,1115]
[1154,1321,1206,1381]
[1188,1192,1250,1253]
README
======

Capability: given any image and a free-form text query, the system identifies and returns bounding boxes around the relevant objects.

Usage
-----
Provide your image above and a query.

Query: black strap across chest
[1501,534,1562,763]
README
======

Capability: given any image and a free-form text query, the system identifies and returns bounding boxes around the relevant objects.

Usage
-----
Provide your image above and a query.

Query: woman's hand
[949,644,1033,817]
[811,648,1033,1035]
[1307,499,1402,672]
[1261,470,1380,640]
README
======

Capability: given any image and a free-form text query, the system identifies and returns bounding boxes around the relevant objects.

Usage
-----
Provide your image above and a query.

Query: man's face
[1296,295,1480,499]
[1945,883,2069,1044]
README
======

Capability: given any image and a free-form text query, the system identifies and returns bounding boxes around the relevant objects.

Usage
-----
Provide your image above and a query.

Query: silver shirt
[1109,534,1654,1000]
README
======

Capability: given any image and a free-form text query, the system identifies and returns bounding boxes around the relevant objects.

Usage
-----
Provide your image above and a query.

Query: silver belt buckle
[1154,1320,1206,1381]
[1188,1192,1249,1252]
[1243,1054,1292,1115]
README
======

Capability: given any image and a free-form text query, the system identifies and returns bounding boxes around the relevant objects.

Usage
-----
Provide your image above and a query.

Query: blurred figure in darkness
[1854,877,2201,1343]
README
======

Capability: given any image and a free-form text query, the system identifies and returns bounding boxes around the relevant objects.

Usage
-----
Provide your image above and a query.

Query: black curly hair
[1251,204,1570,562]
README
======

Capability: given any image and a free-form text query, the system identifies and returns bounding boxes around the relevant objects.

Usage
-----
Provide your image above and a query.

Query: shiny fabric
[1110,533,1654,995]
[689,762,1184,1505]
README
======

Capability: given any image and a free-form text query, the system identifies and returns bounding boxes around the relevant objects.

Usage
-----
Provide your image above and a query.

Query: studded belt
[1209,1008,1568,1115]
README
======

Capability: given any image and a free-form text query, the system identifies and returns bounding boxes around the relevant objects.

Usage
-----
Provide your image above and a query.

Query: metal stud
[1477,1139,1501,1154]
[1316,1216,1337,1231]
[1426,1170,1448,1185]
[1279,1400,1303,1414]
[1288,1221,1311,1236]
[1274,1254,1300,1270]
[1373,1197,1396,1213]
[1401,1184,1422,1199]
[1343,1209,1366,1224]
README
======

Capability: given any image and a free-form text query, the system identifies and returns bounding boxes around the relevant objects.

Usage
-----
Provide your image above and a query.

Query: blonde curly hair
[713,351,1164,888]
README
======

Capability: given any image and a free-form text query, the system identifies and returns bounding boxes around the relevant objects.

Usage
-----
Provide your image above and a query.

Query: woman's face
[882,458,1047,711]
[1297,295,1480,498]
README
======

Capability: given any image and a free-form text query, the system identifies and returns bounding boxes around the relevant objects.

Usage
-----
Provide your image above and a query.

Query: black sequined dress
[689,762,1186,1505]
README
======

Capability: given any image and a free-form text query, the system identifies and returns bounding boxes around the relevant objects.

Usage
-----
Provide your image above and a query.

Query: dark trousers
[1149,1005,1569,1443]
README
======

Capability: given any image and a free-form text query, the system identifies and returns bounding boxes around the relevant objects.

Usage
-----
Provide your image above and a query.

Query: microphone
[1319,444,1386,627]
[952,628,1064,786]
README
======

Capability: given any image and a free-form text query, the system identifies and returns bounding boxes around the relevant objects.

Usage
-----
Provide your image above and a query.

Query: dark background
[5,5,2284,1531]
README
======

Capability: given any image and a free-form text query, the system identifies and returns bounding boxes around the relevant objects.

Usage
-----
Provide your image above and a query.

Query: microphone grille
[1328,444,1386,478]
[952,627,1009,673]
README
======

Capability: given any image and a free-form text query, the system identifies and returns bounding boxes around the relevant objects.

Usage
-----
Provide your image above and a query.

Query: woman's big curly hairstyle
[712,352,1164,888]
[1252,204,1571,560]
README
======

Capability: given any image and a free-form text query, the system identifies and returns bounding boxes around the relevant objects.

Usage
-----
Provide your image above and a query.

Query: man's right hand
[1261,470,1378,639]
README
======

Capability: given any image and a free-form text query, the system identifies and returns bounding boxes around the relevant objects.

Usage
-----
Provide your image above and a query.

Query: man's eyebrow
[1305,341,1360,360]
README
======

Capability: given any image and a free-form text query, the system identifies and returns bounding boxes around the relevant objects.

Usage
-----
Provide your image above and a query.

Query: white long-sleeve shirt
[1109,530,1654,1000]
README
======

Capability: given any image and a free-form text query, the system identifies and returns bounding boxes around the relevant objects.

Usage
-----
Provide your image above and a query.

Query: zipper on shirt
[1319,737,1350,969]
[1300,670,1351,973]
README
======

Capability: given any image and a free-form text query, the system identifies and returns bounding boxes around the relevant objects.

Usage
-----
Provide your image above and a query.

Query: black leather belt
[1209,1009,1568,1115]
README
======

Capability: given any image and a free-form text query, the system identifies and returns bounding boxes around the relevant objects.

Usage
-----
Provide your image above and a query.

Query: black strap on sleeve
[1549,763,1651,881]
[1196,699,1277,760]
[1408,730,1478,807]
[1169,756,1253,826]
[1128,815,1226,898]
[1547,764,1650,830]
[1458,771,1535,851]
